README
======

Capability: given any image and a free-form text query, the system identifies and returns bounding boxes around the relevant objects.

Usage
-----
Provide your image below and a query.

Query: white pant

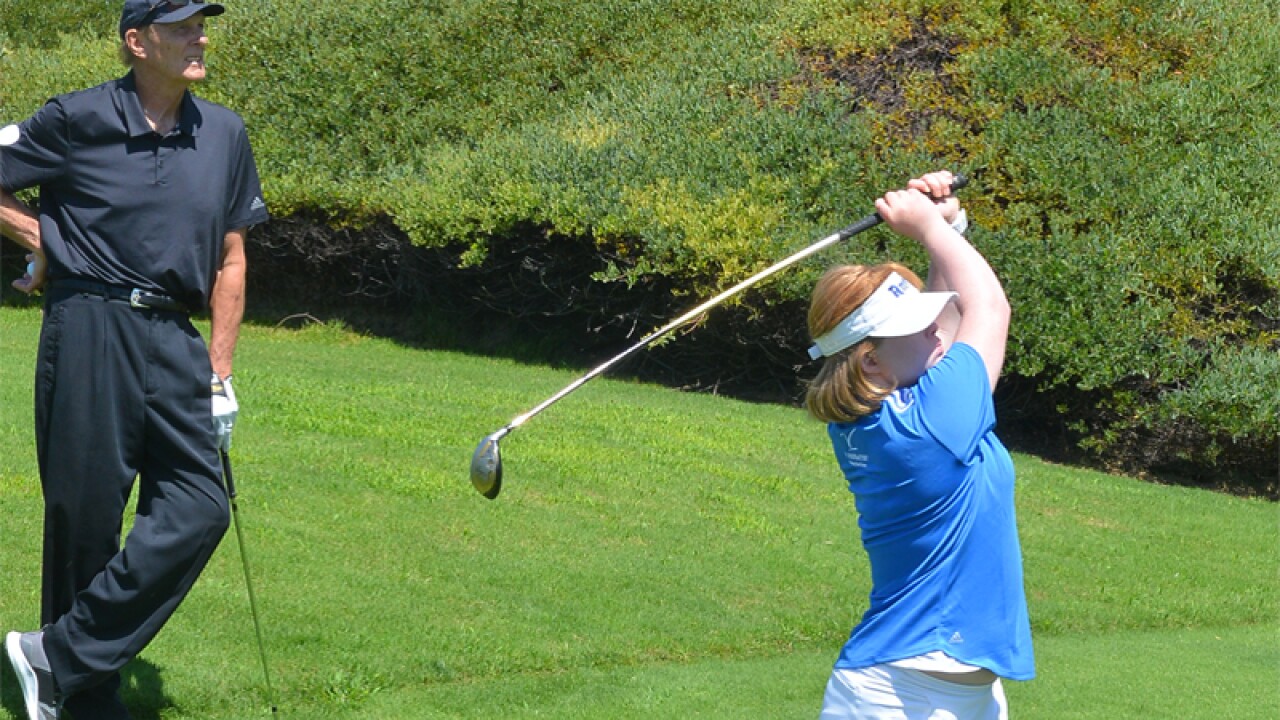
[820,665,1008,720]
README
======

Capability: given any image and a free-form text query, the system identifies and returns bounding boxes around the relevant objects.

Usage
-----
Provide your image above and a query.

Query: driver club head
[470,430,506,499]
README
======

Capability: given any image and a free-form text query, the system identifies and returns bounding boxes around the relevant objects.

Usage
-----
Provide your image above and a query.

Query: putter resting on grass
[470,173,969,499]
[220,450,278,713]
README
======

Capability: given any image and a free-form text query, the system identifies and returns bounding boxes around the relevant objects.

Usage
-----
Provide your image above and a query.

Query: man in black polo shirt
[0,2,269,717]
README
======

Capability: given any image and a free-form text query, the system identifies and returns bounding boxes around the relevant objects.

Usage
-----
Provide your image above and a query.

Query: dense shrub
[1,0,1276,493]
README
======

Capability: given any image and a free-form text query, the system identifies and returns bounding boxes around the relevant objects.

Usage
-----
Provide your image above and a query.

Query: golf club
[470,173,969,499]
[219,449,278,714]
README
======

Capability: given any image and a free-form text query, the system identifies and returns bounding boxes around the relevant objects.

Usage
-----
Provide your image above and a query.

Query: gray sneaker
[6,631,62,720]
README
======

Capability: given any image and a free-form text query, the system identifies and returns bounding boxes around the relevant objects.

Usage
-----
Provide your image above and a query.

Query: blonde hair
[803,263,924,423]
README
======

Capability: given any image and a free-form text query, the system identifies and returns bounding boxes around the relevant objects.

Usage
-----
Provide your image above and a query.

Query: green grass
[1,306,1276,718]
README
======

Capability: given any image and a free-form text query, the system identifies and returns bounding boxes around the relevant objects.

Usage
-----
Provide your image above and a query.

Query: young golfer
[805,171,1033,719]
[0,2,269,717]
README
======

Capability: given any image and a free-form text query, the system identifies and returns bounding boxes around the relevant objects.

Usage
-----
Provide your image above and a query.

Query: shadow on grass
[121,659,176,720]
[2,657,175,720]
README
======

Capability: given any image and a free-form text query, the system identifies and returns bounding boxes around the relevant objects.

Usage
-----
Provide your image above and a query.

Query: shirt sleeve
[0,99,69,192]
[224,124,268,230]
[914,342,997,463]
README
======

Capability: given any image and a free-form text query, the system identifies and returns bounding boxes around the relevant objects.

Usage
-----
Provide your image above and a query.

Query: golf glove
[211,373,238,451]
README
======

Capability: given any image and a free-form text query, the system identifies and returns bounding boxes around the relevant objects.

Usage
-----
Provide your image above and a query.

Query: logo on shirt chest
[841,432,869,469]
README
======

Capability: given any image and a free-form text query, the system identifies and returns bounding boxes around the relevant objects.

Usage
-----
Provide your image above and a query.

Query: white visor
[808,272,956,360]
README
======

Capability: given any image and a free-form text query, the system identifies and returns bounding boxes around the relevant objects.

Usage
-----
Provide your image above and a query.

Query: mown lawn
[1,307,1275,718]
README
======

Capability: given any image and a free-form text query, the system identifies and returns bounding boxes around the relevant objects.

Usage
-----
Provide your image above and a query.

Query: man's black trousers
[34,288,230,715]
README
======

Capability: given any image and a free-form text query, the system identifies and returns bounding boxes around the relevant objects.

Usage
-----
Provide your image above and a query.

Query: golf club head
[470,430,506,499]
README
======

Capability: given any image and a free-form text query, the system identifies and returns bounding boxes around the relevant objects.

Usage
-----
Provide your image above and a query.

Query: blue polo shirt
[826,343,1035,681]
[0,72,268,310]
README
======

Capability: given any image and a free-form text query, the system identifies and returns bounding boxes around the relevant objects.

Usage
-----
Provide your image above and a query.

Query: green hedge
[2,0,1276,490]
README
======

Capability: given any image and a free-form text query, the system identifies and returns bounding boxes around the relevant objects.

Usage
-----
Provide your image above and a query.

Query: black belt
[53,279,192,314]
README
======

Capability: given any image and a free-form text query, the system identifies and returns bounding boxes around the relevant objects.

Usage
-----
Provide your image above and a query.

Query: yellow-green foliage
[1,0,1277,483]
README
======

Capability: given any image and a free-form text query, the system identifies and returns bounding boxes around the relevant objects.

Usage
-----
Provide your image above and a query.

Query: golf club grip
[836,172,970,241]
[220,449,238,499]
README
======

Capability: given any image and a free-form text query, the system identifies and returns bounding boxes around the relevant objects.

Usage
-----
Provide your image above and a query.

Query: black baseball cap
[119,0,226,38]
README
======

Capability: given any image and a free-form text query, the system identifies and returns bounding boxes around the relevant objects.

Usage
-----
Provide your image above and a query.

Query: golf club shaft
[502,173,967,434]
[220,450,278,713]
[507,215,878,430]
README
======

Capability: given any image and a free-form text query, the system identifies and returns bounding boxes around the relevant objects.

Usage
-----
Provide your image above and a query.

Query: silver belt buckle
[129,288,146,308]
